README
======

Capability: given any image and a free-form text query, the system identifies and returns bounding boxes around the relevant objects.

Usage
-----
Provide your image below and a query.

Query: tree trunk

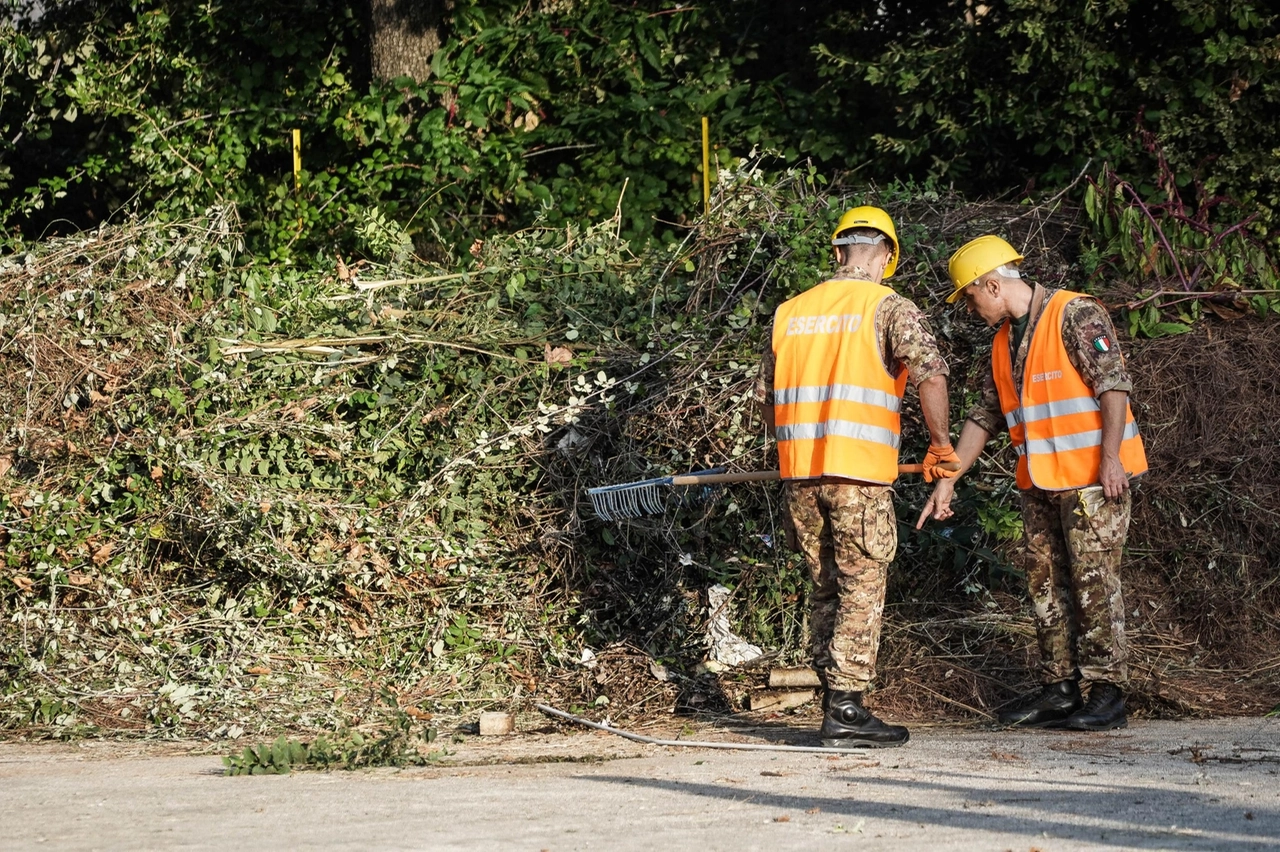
[369,0,454,83]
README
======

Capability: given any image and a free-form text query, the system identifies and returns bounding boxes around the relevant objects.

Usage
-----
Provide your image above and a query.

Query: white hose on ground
[535,703,878,755]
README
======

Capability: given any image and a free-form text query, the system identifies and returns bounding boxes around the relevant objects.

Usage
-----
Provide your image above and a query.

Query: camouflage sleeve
[965,364,1006,435]
[754,334,776,404]
[880,295,949,387]
[1061,297,1133,396]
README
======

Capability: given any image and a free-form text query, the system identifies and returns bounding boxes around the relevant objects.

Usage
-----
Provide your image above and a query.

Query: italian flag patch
[1093,335,1112,352]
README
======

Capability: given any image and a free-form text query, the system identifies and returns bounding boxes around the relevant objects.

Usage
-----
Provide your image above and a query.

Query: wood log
[768,667,822,688]
[478,711,515,736]
[750,689,815,711]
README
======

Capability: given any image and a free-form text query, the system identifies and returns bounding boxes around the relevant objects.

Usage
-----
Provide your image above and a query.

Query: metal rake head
[586,477,669,521]
[586,468,725,521]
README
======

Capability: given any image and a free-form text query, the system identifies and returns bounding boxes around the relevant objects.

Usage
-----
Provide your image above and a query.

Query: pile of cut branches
[3,164,1277,744]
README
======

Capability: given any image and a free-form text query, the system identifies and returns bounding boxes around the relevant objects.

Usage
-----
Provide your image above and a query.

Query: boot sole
[820,737,907,749]
[1063,717,1128,732]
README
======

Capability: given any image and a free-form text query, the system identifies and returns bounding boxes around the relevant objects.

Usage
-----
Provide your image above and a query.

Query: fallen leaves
[543,343,573,366]
[1229,74,1250,102]
[1206,301,1246,322]
[280,397,319,421]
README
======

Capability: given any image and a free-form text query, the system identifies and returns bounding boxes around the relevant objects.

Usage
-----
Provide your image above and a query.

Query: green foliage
[9,0,1276,263]
[224,701,440,774]
[0,0,823,254]
[1126,304,1192,339]
[3,0,1276,733]
[1081,164,1280,336]
[812,0,1280,232]
[0,207,647,734]
[977,496,1024,544]
[1,164,1031,733]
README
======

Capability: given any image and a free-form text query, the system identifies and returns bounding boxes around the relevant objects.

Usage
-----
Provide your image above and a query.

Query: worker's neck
[1004,281,1034,322]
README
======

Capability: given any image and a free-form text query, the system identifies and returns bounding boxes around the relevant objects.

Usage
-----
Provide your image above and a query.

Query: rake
[587,463,941,521]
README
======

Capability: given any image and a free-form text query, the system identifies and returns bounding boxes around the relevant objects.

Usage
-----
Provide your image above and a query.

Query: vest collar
[830,265,883,283]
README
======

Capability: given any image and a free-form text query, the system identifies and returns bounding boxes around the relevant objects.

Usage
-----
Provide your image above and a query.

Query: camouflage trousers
[1019,486,1131,686]
[784,480,897,693]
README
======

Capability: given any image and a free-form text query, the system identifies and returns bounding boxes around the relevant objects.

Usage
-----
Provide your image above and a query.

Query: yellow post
[291,129,302,194]
[701,116,710,216]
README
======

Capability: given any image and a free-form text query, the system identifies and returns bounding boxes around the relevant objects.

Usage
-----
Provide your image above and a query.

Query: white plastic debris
[556,427,587,456]
[706,584,763,667]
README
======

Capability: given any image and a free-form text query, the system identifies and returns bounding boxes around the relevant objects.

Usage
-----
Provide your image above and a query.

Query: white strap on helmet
[832,233,886,247]
[962,264,1022,289]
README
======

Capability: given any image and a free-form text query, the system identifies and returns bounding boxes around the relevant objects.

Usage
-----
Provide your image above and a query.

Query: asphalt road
[3,717,1278,851]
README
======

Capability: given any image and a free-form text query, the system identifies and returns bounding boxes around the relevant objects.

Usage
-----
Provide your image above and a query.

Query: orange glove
[923,444,961,483]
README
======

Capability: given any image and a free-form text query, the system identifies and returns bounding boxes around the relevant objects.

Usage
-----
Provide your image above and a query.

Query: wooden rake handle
[668,462,958,486]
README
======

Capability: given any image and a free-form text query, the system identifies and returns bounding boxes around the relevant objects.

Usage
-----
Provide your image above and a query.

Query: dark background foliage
[4,1,1278,254]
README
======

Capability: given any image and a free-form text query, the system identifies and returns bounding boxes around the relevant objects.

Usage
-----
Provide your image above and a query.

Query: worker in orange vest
[756,206,958,747]
[918,235,1147,731]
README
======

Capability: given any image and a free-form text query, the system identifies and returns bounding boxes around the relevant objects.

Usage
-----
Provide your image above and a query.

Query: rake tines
[586,467,726,521]
[586,478,666,521]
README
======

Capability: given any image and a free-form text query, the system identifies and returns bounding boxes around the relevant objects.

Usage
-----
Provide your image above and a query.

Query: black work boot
[1063,681,1127,731]
[820,690,909,748]
[996,679,1083,728]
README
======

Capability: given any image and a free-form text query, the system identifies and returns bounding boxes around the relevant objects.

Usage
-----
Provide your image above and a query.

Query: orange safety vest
[992,290,1148,491]
[772,278,908,483]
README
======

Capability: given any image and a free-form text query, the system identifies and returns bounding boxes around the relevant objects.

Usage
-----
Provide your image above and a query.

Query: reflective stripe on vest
[1004,395,1101,428]
[773,383,903,412]
[992,290,1149,490]
[1014,420,1142,456]
[771,278,907,483]
[774,419,902,449]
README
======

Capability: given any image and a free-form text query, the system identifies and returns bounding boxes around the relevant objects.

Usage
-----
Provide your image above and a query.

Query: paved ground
[3,716,1278,851]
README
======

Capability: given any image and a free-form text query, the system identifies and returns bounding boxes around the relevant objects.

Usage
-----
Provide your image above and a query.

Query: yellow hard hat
[945,235,1024,303]
[831,206,900,279]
